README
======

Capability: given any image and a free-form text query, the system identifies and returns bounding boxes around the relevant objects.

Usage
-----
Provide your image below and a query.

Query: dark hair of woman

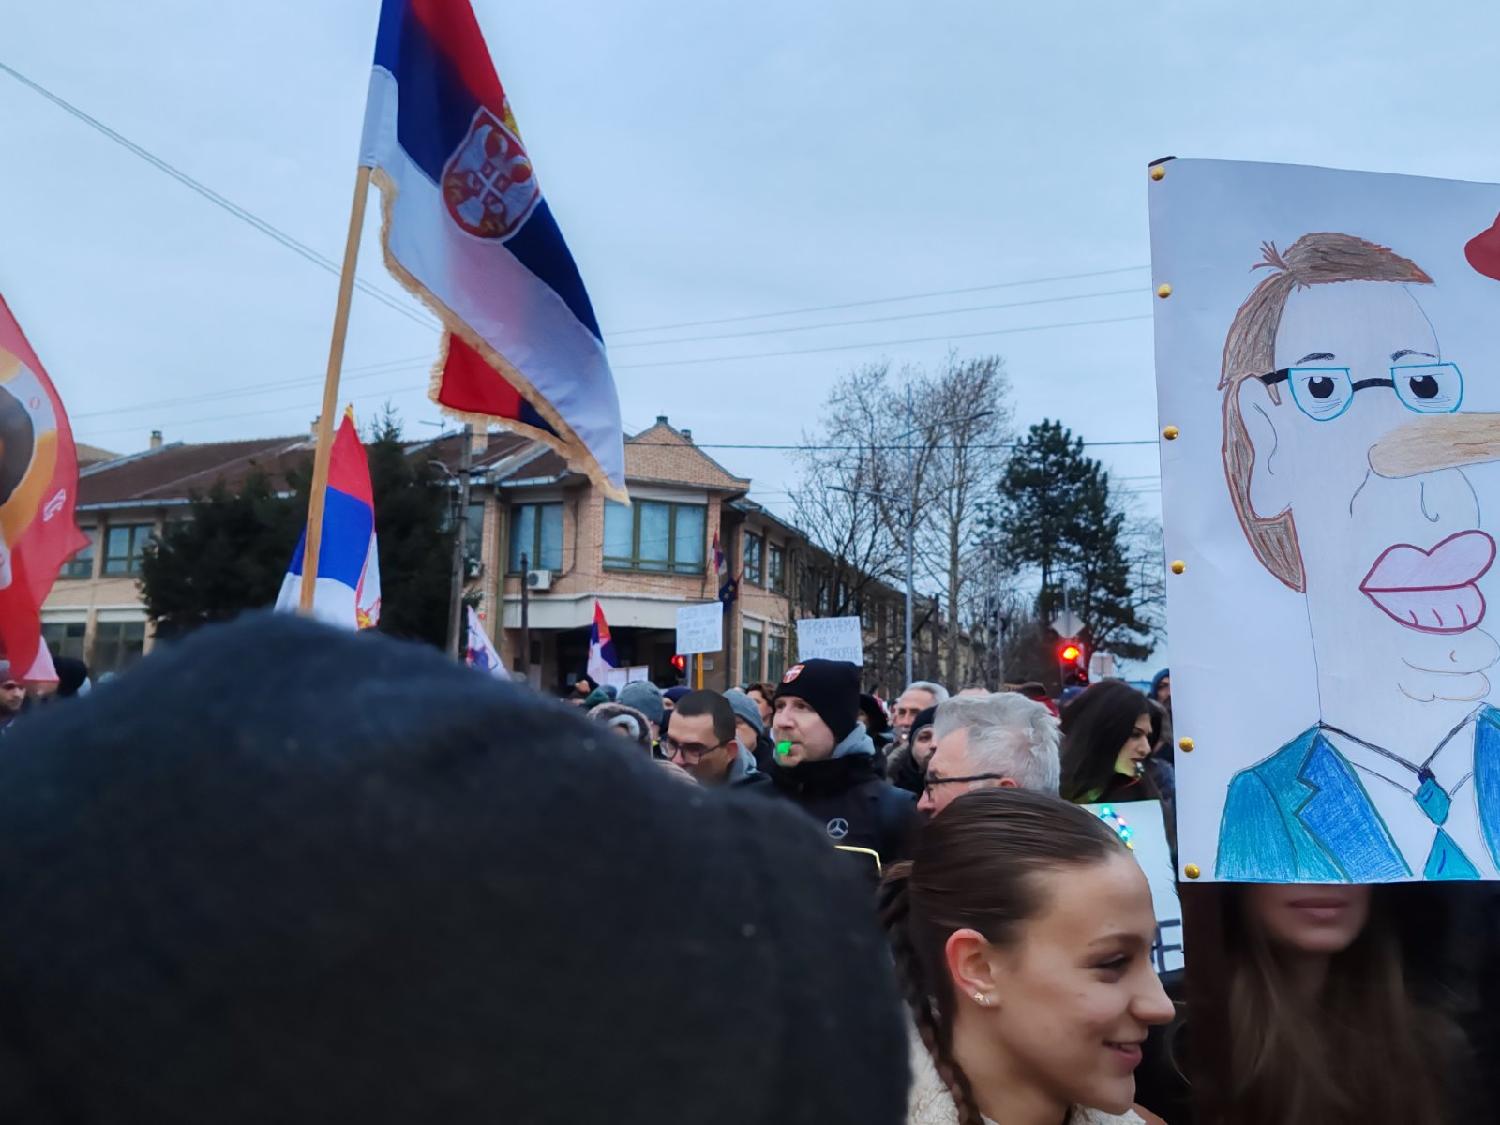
[879,788,1128,1125]
[1058,681,1156,803]
[1197,884,1464,1124]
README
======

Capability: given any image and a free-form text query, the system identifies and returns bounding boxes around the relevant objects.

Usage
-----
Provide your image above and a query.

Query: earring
[973,992,989,1006]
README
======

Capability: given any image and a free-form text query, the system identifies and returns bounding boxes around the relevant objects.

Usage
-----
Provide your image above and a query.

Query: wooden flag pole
[300,165,373,612]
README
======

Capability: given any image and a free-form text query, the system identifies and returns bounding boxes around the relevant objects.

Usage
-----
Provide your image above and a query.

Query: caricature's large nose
[1369,414,1500,478]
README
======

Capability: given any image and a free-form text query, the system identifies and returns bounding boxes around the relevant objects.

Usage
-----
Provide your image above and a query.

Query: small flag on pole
[0,295,89,681]
[277,411,382,629]
[466,605,509,679]
[587,599,617,684]
[713,529,736,606]
[358,0,627,500]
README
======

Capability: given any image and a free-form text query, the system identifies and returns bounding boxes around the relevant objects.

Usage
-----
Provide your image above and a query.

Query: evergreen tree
[989,419,1158,677]
[141,411,455,648]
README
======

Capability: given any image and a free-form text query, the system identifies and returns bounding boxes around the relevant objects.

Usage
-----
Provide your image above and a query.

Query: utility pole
[903,383,915,688]
[519,550,530,682]
[446,424,474,659]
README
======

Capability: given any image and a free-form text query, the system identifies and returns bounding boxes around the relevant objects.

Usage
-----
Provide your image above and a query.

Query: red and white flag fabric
[0,296,88,681]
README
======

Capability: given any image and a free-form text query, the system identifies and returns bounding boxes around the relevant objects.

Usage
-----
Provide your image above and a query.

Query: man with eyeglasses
[1215,231,1500,881]
[660,690,767,790]
[916,693,1060,818]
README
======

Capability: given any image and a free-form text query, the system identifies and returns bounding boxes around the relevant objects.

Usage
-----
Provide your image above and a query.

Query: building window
[861,599,876,629]
[836,579,849,613]
[93,621,146,674]
[767,633,787,682]
[604,500,706,574]
[41,622,86,661]
[508,502,563,572]
[62,527,97,579]
[465,500,486,566]
[742,628,763,686]
[103,522,154,577]
[816,581,831,616]
[768,544,785,592]
[743,533,763,586]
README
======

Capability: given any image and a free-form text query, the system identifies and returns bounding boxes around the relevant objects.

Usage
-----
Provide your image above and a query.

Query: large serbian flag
[0,297,88,682]
[359,0,627,500]
[276,411,382,629]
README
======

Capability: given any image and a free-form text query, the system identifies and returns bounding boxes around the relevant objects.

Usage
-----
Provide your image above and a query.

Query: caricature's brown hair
[879,788,1126,1125]
[1220,235,1433,590]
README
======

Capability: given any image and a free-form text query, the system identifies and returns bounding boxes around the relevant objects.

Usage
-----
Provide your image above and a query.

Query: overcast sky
[5,0,1500,672]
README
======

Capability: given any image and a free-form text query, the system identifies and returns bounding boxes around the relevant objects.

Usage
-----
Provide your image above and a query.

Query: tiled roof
[79,437,311,506]
[624,421,749,492]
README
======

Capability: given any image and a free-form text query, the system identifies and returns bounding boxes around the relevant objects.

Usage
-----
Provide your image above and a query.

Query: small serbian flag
[276,411,382,629]
[587,599,617,684]
[0,296,88,682]
[359,0,627,500]
[466,605,509,679]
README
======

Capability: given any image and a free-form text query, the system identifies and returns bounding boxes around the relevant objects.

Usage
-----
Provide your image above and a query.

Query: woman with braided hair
[881,789,1173,1125]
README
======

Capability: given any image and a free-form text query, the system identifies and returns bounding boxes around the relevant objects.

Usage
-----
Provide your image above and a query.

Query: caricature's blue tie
[1415,770,1480,880]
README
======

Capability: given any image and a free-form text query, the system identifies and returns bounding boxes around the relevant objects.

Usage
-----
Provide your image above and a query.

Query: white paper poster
[1150,158,1500,883]
[603,666,650,689]
[1084,800,1183,974]
[675,602,724,656]
[795,616,864,665]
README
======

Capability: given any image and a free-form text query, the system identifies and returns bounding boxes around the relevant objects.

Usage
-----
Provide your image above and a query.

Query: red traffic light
[670,654,686,674]
[1058,642,1082,664]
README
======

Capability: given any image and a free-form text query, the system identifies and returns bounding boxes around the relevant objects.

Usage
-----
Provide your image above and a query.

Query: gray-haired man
[917,692,1060,817]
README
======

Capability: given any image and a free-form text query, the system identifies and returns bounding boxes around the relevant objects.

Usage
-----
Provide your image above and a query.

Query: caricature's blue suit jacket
[1215,705,1500,881]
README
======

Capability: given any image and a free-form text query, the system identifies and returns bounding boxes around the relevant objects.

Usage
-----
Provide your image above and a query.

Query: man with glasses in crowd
[917,692,1061,818]
[661,690,768,790]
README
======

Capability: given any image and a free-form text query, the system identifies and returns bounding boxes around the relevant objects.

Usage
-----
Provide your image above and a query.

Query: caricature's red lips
[1359,530,1496,634]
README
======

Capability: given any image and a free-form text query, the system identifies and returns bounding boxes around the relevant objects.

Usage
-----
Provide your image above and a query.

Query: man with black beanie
[767,659,919,871]
[0,614,908,1125]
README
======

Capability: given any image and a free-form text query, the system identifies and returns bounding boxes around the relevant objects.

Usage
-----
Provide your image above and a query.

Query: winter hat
[858,693,890,737]
[664,685,691,704]
[0,660,15,684]
[584,686,611,708]
[617,681,665,727]
[908,705,937,743]
[53,658,90,698]
[0,614,908,1125]
[774,660,860,744]
[723,688,765,736]
[589,701,653,750]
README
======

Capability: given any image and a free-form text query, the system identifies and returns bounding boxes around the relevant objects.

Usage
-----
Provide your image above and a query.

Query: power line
[612,313,1153,370]
[605,265,1150,336]
[609,287,1143,349]
[0,59,438,333]
[71,353,436,421]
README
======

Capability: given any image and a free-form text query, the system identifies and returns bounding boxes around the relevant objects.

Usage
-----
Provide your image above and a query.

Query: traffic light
[1056,637,1088,687]
[670,653,686,676]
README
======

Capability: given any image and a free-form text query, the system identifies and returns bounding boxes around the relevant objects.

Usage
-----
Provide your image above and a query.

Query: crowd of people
[0,619,1496,1123]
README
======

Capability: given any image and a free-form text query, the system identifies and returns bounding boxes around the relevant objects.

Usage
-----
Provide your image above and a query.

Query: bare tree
[793,354,1014,687]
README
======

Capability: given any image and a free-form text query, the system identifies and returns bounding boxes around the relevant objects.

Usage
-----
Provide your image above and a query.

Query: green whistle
[776,740,792,757]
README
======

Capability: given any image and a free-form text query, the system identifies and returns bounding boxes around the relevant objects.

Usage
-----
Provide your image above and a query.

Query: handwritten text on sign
[795,617,864,665]
[675,602,724,655]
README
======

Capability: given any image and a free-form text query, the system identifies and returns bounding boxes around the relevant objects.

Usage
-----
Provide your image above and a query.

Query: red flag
[0,296,88,681]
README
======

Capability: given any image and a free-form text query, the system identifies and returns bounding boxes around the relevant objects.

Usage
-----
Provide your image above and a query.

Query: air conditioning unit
[526,569,553,591]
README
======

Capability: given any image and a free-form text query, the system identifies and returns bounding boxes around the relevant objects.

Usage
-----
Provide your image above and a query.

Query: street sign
[796,616,864,665]
[675,602,723,655]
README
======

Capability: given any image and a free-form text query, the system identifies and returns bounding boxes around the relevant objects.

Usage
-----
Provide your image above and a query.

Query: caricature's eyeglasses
[922,772,1009,798]
[1258,363,1463,422]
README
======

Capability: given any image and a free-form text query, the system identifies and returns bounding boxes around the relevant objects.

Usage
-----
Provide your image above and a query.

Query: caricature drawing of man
[1216,233,1500,882]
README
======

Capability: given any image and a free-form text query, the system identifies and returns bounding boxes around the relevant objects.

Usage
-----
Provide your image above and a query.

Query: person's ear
[944,928,1001,1008]
[1236,376,1294,516]
[997,777,1019,789]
